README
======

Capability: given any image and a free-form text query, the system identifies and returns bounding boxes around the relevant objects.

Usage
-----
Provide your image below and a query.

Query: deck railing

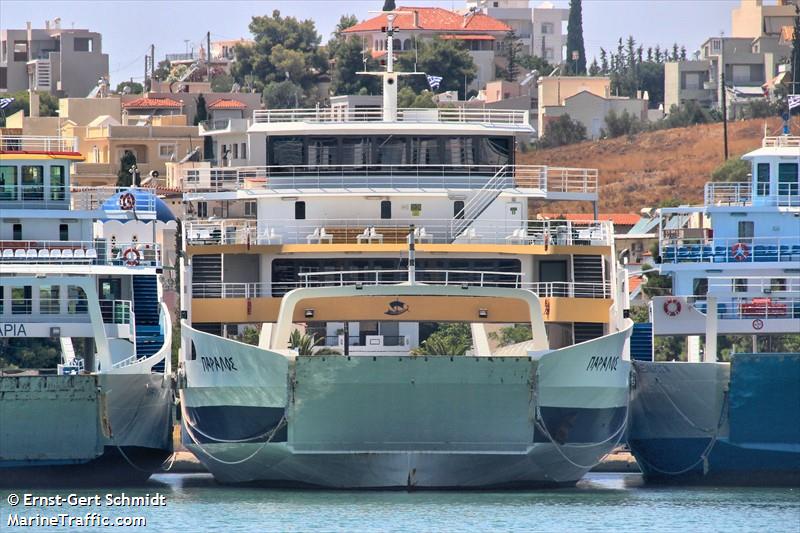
[660,235,800,264]
[0,239,161,267]
[0,135,77,153]
[762,136,800,147]
[185,218,613,247]
[704,182,800,207]
[0,298,132,324]
[252,107,529,126]
[182,164,598,194]
[191,277,611,299]
[688,296,800,321]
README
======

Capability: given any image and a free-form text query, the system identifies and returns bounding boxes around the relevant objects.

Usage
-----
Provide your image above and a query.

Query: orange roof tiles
[539,213,641,226]
[123,97,182,109]
[441,34,496,40]
[344,7,510,34]
[628,275,643,294]
[207,99,247,110]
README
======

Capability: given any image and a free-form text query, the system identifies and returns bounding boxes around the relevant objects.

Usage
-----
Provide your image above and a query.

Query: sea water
[2,473,798,532]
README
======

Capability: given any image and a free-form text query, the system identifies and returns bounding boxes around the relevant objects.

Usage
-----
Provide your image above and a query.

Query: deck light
[478,309,488,318]
[304,309,315,318]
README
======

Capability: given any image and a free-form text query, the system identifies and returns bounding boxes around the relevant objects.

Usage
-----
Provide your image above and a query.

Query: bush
[538,114,587,148]
[656,101,715,129]
[604,109,644,138]
[738,98,779,119]
[711,158,750,182]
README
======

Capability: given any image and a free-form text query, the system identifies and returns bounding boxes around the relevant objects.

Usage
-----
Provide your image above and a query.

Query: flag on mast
[0,97,15,109]
[426,75,443,90]
[788,94,800,110]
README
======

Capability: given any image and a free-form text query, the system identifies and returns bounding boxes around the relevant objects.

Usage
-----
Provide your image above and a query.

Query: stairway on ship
[132,275,165,372]
[630,322,654,361]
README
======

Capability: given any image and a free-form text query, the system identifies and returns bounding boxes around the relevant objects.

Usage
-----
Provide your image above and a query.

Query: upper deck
[0,135,82,159]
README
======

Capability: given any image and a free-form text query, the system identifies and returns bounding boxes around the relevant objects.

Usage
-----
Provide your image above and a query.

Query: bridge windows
[50,165,65,201]
[11,286,31,315]
[380,200,392,219]
[778,163,799,197]
[21,165,44,201]
[59,224,69,241]
[39,285,60,314]
[12,223,21,240]
[294,201,306,220]
[0,165,17,200]
[756,163,770,196]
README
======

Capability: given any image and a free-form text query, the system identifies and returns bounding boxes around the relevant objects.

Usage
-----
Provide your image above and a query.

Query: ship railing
[185,218,613,247]
[0,135,77,153]
[686,296,800,321]
[706,276,800,296]
[70,186,158,212]
[190,278,611,299]
[0,239,161,267]
[322,335,409,348]
[0,185,70,209]
[252,107,528,126]
[0,298,132,324]
[762,136,800,147]
[660,235,800,264]
[182,164,598,194]
[703,182,800,207]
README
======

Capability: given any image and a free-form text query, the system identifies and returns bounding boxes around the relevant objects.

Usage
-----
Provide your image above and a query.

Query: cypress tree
[383,0,396,11]
[792,6,800,94]
[565,0,586,75]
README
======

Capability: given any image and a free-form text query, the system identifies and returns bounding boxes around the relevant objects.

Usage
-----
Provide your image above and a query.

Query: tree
[330,29,380,96]
[518,54,552,75]
[501,30,523,82]
[328,14,359,58]
[792,5,800,95]
[238,326,260,346]
[565,0,586,75]
[115,81,143,94]
[211,72,235,92]
[263,80,304,109]
[153,59,172,82]
[383,0,396,10]
[538,114,587,148]
[711,158,750,182]
[489,324,533,347]
[588,58,600,76]
[640,263,672,296]
[0,90,58,126]
[411,323,472,356]
[195,94,208,125]
[232,10,327,103]
[396,38,476,99]
[117,150,137,187]
[604,109,643,138]
[288,330,322,355]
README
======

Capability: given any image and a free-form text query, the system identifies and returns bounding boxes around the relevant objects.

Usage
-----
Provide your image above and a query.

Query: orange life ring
[122,247,141,266]
[731,242,750,261]
[119,192,136,210]
[663,298,682,317]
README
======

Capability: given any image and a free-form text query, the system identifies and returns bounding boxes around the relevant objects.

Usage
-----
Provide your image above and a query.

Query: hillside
[519,117,780,213]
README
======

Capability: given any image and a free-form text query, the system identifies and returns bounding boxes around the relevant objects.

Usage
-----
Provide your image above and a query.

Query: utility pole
[720,33,728,161]
[206,31,212,84]
[150,44,155,91]
[144,55,149,92]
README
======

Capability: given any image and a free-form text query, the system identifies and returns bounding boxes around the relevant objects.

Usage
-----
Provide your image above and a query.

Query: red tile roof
[344,7,510,34]
[441,34,496,40]
[123,97,182,109]
[539,213,641,226]
[207,98,247,110]
[628,275,643,294]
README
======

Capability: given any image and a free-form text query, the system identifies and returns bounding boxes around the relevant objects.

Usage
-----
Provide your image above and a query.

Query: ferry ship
[0,135,174,484]
[177,26,633,488]
[628,134,800,485]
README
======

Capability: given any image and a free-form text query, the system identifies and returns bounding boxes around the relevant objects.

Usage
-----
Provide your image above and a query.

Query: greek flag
[0,97,14,109]
[789,94,800,110]
[426,75,443,90]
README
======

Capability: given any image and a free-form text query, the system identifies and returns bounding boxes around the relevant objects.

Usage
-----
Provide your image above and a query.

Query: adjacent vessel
[177,23,633,489]
[628,134,800,485]
[0,135,175,485]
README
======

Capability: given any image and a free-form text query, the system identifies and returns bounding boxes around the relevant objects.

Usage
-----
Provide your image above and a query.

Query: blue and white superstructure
[0,135,175,485]
[628,134,800,485]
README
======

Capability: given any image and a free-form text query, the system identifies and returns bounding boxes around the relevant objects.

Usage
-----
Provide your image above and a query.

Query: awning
[728,85,765,98]
[440,34,496,41]
[763,70,788,89]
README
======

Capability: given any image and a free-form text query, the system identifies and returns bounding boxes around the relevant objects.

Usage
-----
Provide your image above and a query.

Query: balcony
[191,275,611,299]
[0,239,161,268]
[251,107,529,127]
[182,164,598,195]
[199,118,249,134]
[0,135,77,153]
[762,136,800,148]
[185,218,613,247]
[704,182,799,207]
[660,235,800,264]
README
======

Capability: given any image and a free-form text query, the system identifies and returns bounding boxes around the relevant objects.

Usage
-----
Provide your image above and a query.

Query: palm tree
[288,330,322,355]
[410,336,470,356]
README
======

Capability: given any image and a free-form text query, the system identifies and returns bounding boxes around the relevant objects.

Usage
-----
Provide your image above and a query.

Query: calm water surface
[2,473,798,532]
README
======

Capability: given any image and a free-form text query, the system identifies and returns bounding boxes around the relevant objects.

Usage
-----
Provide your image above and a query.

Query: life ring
[119,192,136,210]
[663,298,682,317]
[122,247,141,267]
[731,242,750,261]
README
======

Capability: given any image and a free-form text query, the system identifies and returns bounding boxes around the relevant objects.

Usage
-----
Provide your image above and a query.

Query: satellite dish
[149,170,160,179]
[231,82,241,93]
[122,85,132,94]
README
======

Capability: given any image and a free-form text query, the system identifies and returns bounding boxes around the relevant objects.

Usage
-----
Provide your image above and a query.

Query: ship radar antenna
[359,9,425,121]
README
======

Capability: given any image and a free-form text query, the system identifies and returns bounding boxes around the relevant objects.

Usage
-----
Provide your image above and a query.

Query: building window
[295,201,306,220]
[13,41,28,62]
[737,221,754,242]
[73,37,93,52]
[683,72,702,90]
[778,163,798,197]
[453,200,465,219]
[21,165,44,200]
[241,142,247,160]
[541,22,553,34]
[244,201,256,218]
[232,143,239,159]
[756,163,770,196]
[59,223,69,241]
[0,165,17,201]
[50,165,65,201]
[0,66,6,89]
[196,201,207,218]
[544,48,553,60]
[12,223,22,240]
[159,144,176,159]
[380,200,392,219]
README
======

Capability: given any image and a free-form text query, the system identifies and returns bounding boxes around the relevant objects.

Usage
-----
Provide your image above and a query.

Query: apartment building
[343,6,510,90]
[664,0,793,111]
[466,0,568,64]
[0,19,109,97]
[536,76,610,136]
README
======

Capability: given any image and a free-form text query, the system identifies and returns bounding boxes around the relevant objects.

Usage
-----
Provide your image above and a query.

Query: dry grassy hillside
[520,117,780,213]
